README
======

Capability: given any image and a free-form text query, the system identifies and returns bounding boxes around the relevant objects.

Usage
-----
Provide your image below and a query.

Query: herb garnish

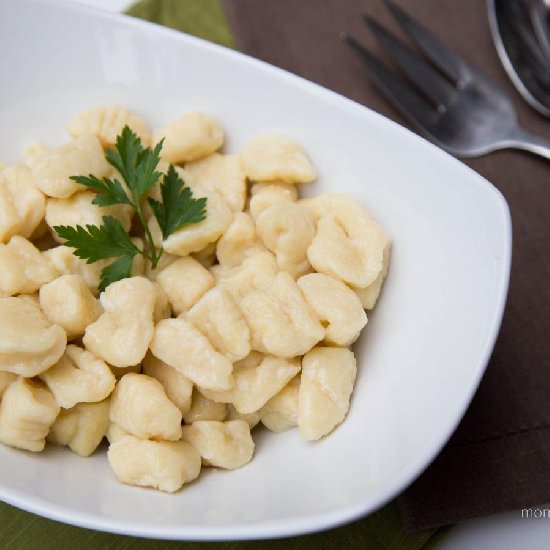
[54,126,207,292]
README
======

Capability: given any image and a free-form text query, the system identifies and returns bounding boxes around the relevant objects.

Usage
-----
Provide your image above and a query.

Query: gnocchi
[83,277,156,368]
[108,436,201,493]
[0,236,59,296]
[110,373,182,441]
[153,112,224,164]
[40,345,115,409]
[47,399,110,457]
[298,347,357,441]
[240,135,316,184]
[39,274,101,339]
[0,164,45,243]
[0,108,390,495]
[0,378,60,452]
[26,134,111,199]
[181,420,254,470]
[0,297,66,377]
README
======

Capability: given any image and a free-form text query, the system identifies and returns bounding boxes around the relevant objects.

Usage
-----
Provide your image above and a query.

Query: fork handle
[503,128,550,160]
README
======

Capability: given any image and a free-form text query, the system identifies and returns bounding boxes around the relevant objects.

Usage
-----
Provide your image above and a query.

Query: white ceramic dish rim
[0,0,512,540]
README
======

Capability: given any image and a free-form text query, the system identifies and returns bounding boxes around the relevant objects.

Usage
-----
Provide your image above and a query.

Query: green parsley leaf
[54,216,139,263]
[70,174,132,207]
[147,164,207,240]
[105,126,162,203]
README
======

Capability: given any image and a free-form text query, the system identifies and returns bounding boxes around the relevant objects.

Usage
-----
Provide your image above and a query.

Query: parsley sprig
[54,126,207,292]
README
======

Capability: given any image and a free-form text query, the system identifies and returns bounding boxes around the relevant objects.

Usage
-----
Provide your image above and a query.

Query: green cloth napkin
[0,1,436,547]
[0,499,432,549]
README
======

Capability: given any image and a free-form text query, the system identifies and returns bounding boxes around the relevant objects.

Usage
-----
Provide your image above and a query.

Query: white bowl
[0,0,511,541]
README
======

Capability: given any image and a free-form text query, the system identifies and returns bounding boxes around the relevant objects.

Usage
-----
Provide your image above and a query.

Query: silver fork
[342,0,550,160]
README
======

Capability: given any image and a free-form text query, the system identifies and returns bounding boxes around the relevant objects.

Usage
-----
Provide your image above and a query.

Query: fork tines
[342,0,472,130]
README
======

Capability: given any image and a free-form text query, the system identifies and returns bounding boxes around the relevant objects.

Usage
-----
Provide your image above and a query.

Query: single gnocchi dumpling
[157,190,233,256]
[256,201,315,277]
[47,399,110,457]
[39,275,101,340]
[142,353,193,415]
[150,318,233,391]
[187,286,251,362]
[353,242,391,309]
[240,272,324,358]
[216,212,263,268]
[297,273,367,346]
[0,164,46,243]
[249,182,298,221]
[45,191,133,244]
[83,277,156,368]
[181,420,254,470]
[26,134,111,199]
[261,375,300,432]
[0,297,66,377]
[240,135,316,184]
[305,194,390,288]
[153,112,224,164]
[183,390,227,424]
[0,236,58,297]
[218,251,278,302]
[202,356,301,415]
[108,436,201,493]
[0,378,60,452]
[40,345,115,409]
[156,256,215,315]
[185,153,246,212]
[68,105,152,147]
[110,373,183,441]
[298,347,357,441]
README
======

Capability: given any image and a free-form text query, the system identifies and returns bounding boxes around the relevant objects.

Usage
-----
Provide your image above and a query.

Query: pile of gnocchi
[0,106,390,493]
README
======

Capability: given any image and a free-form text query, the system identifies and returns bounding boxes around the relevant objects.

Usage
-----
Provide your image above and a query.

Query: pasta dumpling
[39,274,101,339]
[108,436,201,493]
[40,345,115,409]
[150,318,234,391]
[255,201,315,277]
[110,373,183,441]
[185,153,246,212]
[26,134,110,199]
[298,347,357,441]
[181,420,254,470]
[187,286,251,362]
[240,272,324,358]
[47,399,110,457]
[142,353,193,415]
[0,378,60,452]
[0,297,66,377]
[240,135,316,184]
[0,236,58,297]
[0,164,45,243]
[83,277,156,368]
[216,212,263,268]
[297,273,367,346]
[153,112,224,164]
[68,105,152,147]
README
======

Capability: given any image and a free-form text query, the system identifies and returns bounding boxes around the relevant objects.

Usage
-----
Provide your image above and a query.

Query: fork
[342,0,550,160]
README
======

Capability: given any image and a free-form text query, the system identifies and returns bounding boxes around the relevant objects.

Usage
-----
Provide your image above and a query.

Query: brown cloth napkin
[223,0,550,531]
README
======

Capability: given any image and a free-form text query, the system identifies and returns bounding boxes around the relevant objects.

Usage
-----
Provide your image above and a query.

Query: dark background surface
[223,0,550,530]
